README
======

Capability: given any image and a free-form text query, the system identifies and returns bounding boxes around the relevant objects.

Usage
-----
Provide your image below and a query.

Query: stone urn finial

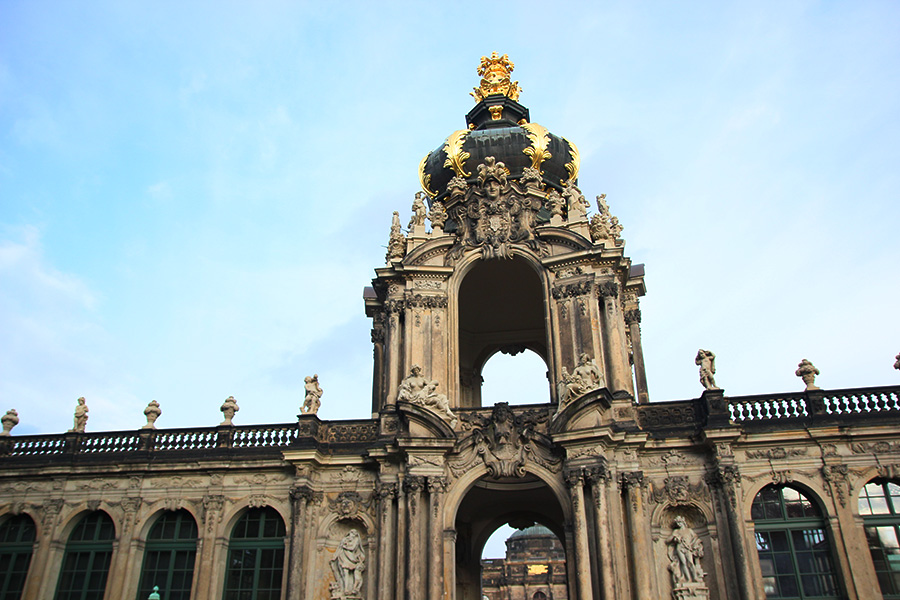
[0,409,19,436]
[142,400,162,429]
[795,359,820,390]
[894,352,900,371]
[220,396,239,426]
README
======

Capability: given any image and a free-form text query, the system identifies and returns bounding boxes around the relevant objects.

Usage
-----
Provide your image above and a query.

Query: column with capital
[30,499,65,599]
[585,464,615,600]
[194,494,227,600]
[404,475,425,600]
[286,485,314,599]
[599,281,634,395]
[624,308,649,403]
[376,481,398,600]
[564,468,594,600]
[620,471,651,599]
[706,458,752,600]
[427,476,447,599]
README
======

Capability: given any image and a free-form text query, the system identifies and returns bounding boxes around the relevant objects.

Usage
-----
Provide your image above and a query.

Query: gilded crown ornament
[471,52,522,102]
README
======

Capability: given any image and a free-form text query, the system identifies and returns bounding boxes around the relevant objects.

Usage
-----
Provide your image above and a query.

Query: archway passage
[480,348,550,406]
[454,474,567,600]
[458,257,547,408]
[481,524,568,600]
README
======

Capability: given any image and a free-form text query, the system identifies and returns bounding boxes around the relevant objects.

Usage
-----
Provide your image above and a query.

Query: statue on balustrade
[70,397,89,432]
[302,374,323,415]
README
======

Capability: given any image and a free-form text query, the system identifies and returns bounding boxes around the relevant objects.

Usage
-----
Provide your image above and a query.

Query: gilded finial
[471,52,522,103]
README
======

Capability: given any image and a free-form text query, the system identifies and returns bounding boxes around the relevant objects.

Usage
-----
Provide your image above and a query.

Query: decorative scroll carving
[852,441,900,454]
[562,137,580,184]
[449,403,560,479]
[442,130,471,178]
[42,498,64,531]
[330,529,366,600]
[202,494,226,533]
[418,152,436,199]
[248,494,270,508]
[745,447,809,460]
[445,157,544,261]
[822,464,850,508]
[521,122,552,173]
[651,477,710,505]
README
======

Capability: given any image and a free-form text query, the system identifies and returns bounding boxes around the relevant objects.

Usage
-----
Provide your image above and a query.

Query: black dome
[418,55,579,206]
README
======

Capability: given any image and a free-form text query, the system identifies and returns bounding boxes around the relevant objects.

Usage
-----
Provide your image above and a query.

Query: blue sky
[2,1,899,445]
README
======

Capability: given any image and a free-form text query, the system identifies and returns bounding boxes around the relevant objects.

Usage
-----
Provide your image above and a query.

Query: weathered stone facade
[1,53,899,600]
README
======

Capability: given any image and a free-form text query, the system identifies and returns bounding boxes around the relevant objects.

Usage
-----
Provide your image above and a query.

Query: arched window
[0,514,37,599]
[751,485,839,599]
[54,511,115,600]
[136,510,198,600]
[858,479,900,598]
[222,507,286,600]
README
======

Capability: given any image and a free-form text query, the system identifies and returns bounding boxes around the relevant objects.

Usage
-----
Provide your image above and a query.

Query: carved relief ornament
[445,157,545,262]
[448,403,560,479]
[650,476,710,506]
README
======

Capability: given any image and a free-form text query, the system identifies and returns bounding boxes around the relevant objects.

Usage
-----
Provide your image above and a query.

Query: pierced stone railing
[821,387,900,414]
[728,393,808,421]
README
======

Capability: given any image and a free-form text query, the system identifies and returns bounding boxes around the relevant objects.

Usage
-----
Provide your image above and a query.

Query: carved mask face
[485,179,500,200]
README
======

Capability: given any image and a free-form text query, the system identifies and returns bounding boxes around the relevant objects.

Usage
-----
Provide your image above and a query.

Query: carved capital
[563,468,583,488]
[290,485,314,504]
[403,475,425,494]
[584,462,611,485]
[598,280,619,299]
[619,471,644,490]
[624,308,641,324]
[427,476,448,494]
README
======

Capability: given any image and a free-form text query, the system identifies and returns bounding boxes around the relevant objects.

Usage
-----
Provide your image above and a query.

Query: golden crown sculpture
[471,52,522,102]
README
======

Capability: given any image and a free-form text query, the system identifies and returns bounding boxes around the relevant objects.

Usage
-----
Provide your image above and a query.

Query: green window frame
[222,507,286,600]
[752,485,840,599]
[136,510,198,600]
[0,514,37,600]
[54,511,115,600]
[858,479,900,598]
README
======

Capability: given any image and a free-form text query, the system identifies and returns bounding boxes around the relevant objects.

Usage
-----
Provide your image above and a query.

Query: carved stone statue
[70,397,89,432]
[589,193,624,243]
[556,354,603,413]
[220,396,239,426]
[0,409,19,436]
[302,374,323,415]
[408,192,427,229]
[397,365,456,426]
[795,359,820,390]
[695,350,720,391]
[329,529,366,599]
[894,352,899,371]
[667,516,706,589]
[562,181,589,222]
[385,211,406,263]
[142,400,161,429]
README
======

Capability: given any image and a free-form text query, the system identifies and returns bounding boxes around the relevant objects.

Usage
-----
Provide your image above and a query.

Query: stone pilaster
[599,281,633,395]
[109,497,142,600]
[404,475,425,600]
[286,485,314,599]
[428,476,447,599]
[624,308,649,403]
[565,468,593,600]
[706,457,752,600]
[585,463,615,600]
[31,498,65,599]
[620,471,651,599]
[194,494,227,600]
[376,481,398,600]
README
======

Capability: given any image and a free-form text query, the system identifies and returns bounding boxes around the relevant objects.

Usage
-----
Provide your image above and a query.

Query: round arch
[447,248,554,409]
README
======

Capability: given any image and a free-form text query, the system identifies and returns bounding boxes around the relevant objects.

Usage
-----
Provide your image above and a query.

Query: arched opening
[55,511,115,600]
[137,509,198,600]
[480,348,550,406]
[0,513,37,599]
[457,257,548,408]
[751,485,840,599]
[480,523,568,600]
[223,507,286,600]
[454,474,568,600]
[858,479,900,598]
